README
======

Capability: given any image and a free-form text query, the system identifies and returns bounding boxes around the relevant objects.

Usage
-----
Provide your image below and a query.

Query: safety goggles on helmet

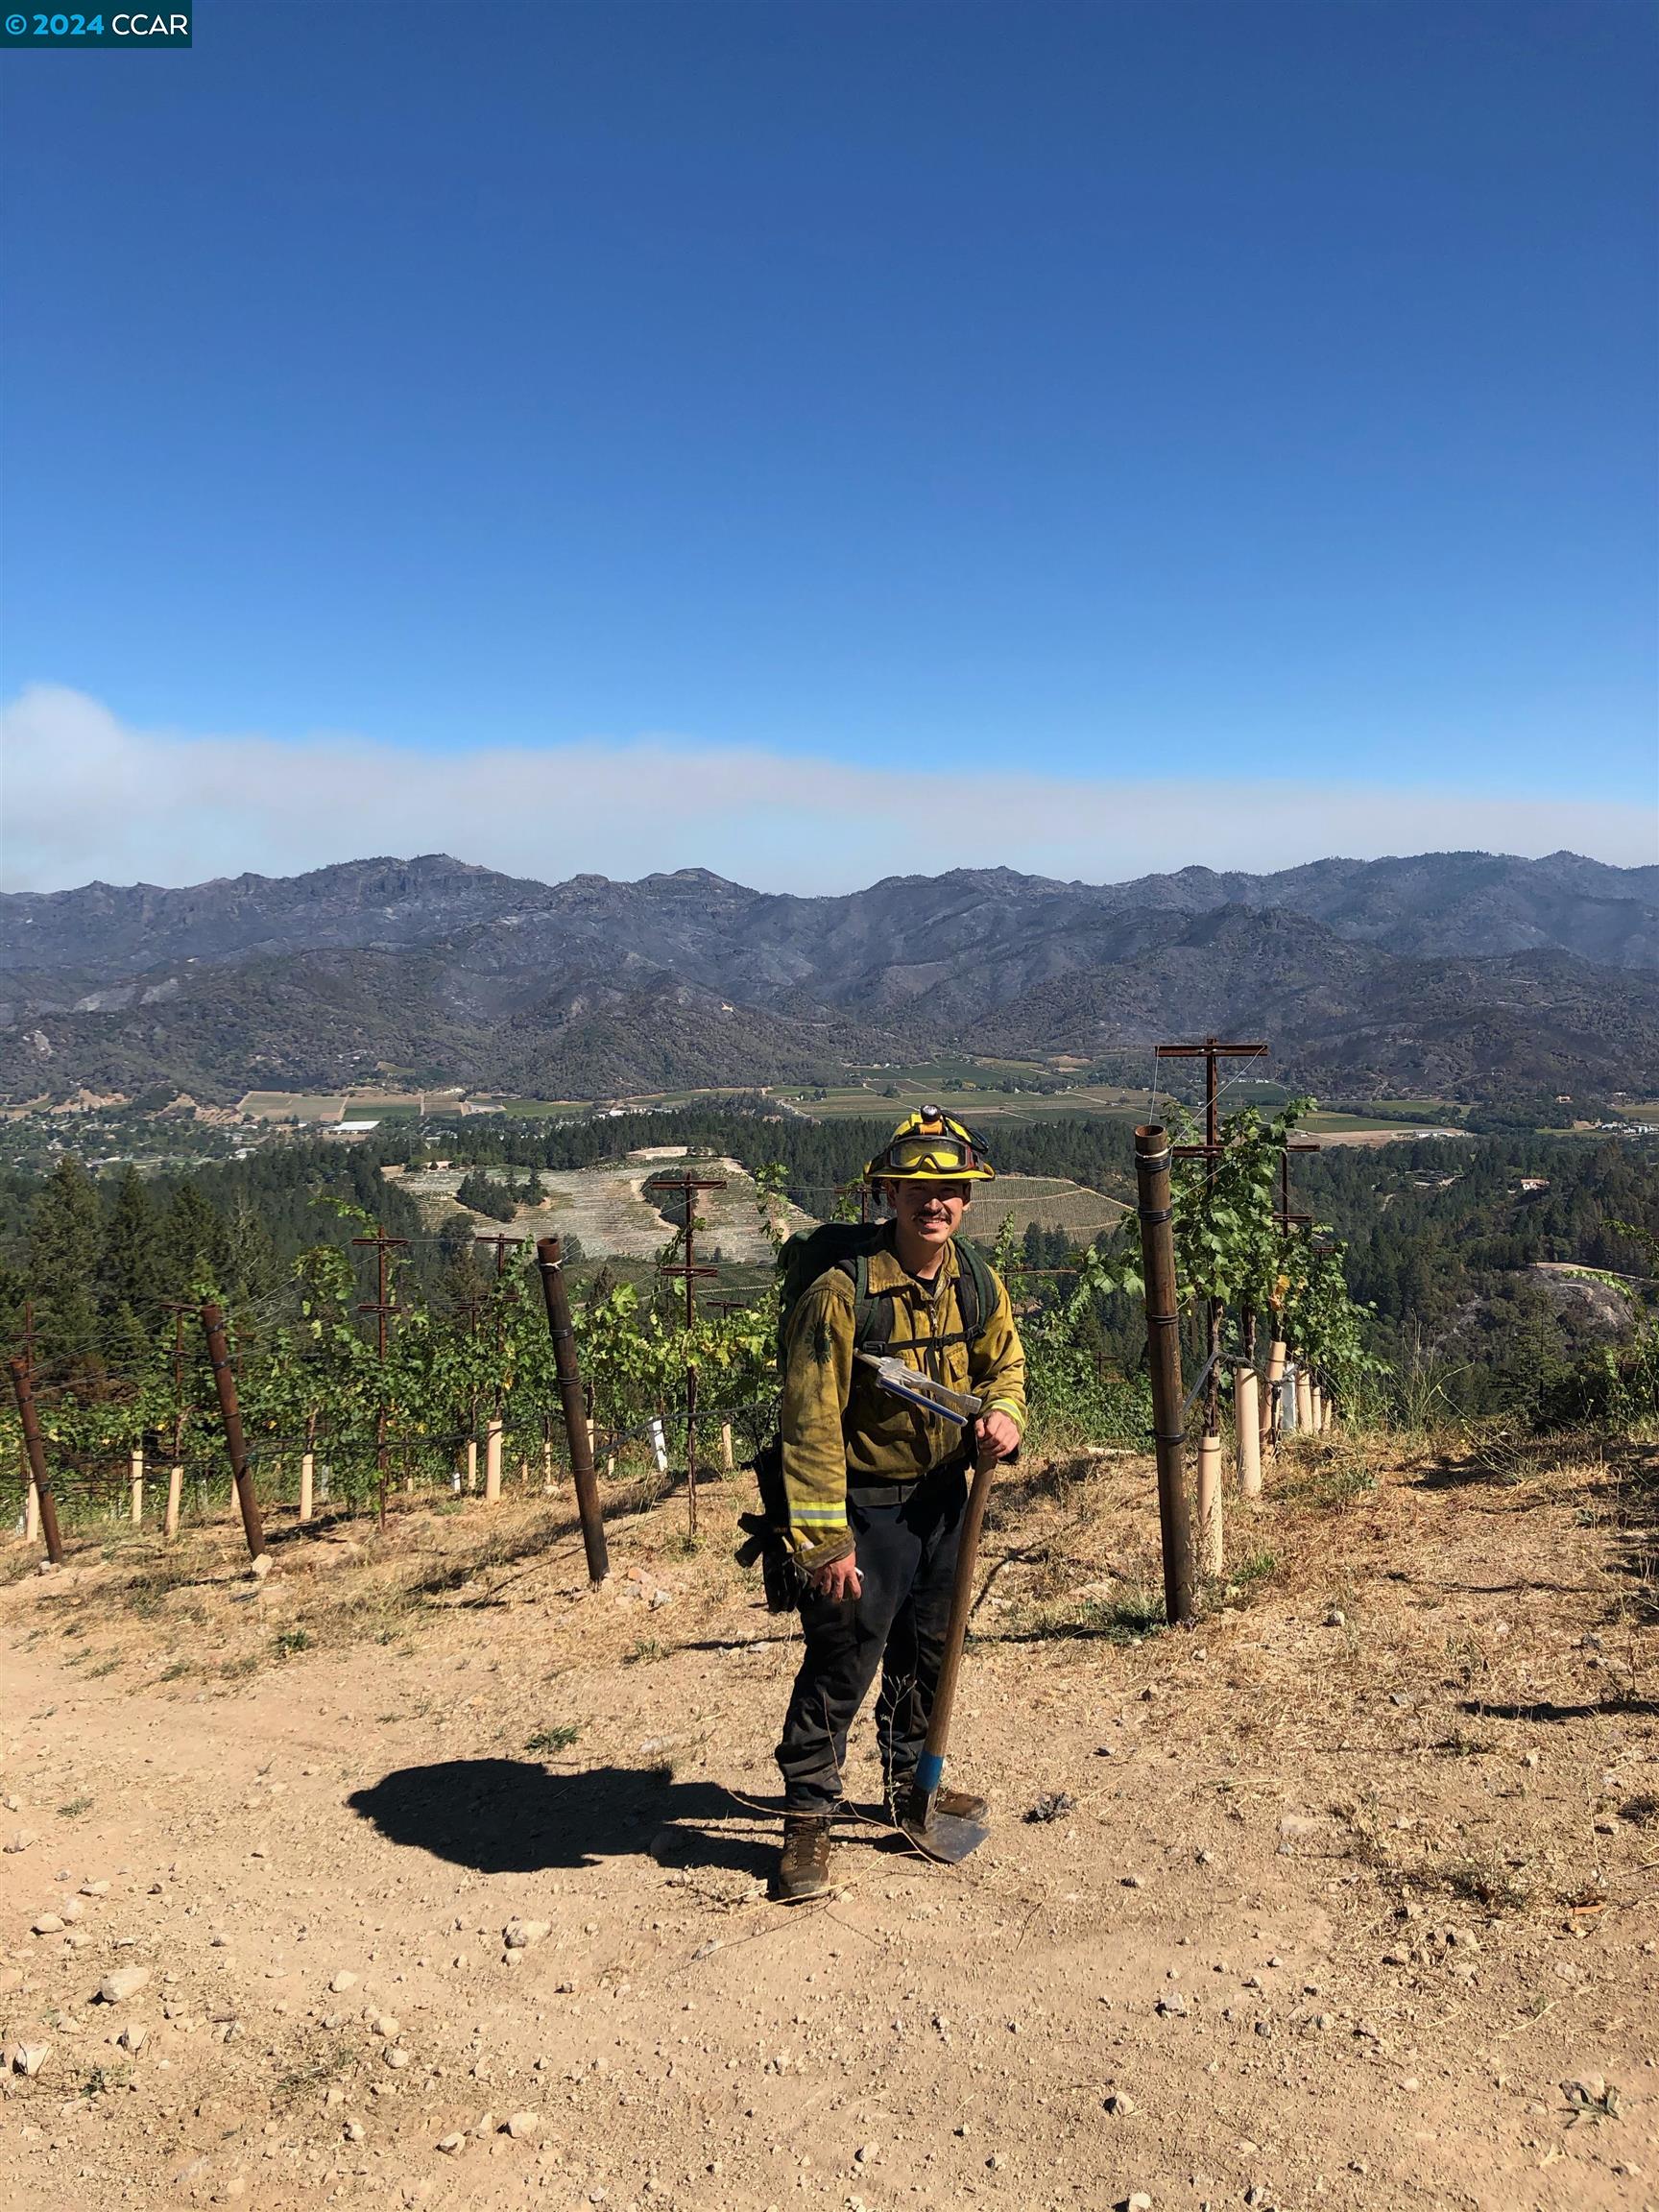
[865,1109,996,1183]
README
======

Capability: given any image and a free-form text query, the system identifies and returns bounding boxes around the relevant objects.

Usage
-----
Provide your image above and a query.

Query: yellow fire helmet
[864,1105,996,1184]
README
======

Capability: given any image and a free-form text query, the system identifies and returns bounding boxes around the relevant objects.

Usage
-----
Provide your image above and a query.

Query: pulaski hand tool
[857,1352,997,1863]
[854,1354,983,1428]
[899,1438,998,1862]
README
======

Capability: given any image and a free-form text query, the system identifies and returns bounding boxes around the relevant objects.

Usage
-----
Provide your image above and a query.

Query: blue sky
[2,0,1655,889]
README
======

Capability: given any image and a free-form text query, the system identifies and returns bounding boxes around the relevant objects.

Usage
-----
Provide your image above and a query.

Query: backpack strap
[956,1238,996,1350]
[847,1250,896,1357]
[839,1238,998,1361]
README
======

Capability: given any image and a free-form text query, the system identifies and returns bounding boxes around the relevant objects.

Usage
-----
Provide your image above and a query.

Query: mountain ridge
[1,851,1654,1105]
[4,848,1655,974]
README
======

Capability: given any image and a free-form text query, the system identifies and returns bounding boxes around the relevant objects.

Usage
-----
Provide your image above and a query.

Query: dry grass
[1,1486,655,1689]
[6,1424,1655,1767]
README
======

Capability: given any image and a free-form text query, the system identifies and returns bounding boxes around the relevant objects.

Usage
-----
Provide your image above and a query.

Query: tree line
[0,1109,1652,1460]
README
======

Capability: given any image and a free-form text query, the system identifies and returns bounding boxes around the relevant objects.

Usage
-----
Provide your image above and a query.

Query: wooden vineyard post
[835,1179,872,1224]
[198,1304,267,1563]
[10,1358,64,1566]
[485,1419,503,1503]
[130,1446,144,1528]
[354,1227,409,1534]
[644,1168,725,1539]
[644,1169,728,1333]
[534,1238,611,1586]
[1134,1126,1195,1626]
[1156,1036,1268,1480]
[1235,1365,1262,1499]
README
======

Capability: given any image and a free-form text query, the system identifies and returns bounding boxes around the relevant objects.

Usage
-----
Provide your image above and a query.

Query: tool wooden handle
[914,1447,998,1791]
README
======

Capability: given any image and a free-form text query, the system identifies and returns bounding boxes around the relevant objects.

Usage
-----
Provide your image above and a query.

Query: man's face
[884,1177,970,1254]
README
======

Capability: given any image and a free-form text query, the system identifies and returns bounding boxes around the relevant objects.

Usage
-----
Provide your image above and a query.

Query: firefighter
[772,1108,1025,1901]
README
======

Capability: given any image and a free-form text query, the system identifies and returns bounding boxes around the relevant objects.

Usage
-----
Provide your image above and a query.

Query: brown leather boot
[772,1815,832,1902]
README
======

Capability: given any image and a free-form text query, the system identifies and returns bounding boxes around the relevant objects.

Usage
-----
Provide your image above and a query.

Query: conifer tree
[104,1299,153,1376]
[223,1195,279,1314]
[104,1166,164,1332]
[159,1183,232,1297]
[25,1158,104,1370]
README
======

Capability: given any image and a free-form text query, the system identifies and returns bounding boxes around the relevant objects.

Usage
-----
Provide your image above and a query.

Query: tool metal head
[900,1786,990,1863]
[854,1353,983,1428]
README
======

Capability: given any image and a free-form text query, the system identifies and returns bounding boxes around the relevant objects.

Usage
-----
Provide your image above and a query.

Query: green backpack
[736,1222,998,1607]
[773,1219,997,1372]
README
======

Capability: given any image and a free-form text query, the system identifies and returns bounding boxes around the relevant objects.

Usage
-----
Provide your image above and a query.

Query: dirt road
[2,1432,1655,2212]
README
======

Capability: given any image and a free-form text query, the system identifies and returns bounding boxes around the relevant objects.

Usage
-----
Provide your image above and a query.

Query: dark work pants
[775,1460,968,1815]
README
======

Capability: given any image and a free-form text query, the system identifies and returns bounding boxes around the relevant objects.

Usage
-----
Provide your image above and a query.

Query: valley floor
[1,1430,1656,2212]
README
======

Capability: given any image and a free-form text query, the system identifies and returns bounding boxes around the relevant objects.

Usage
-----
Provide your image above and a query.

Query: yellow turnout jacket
[781,1231,1025,1571]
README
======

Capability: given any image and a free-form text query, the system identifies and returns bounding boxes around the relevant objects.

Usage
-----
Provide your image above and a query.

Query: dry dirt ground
[2,1430,1657,2212]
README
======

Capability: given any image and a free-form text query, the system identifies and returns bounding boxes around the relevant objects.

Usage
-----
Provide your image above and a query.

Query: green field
[965,1173,1129,1241]
[239,1091,348,1122]
[776,1081,1441,1129]
[1304,1110,1457,1135]
[237,1089,590,1123]
[776,1080,1152,1122]
[1305,1097,1462,1130]
[458,1097,591,1119]
[235,1070,1464,1136]
[452,1086,770,1118]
